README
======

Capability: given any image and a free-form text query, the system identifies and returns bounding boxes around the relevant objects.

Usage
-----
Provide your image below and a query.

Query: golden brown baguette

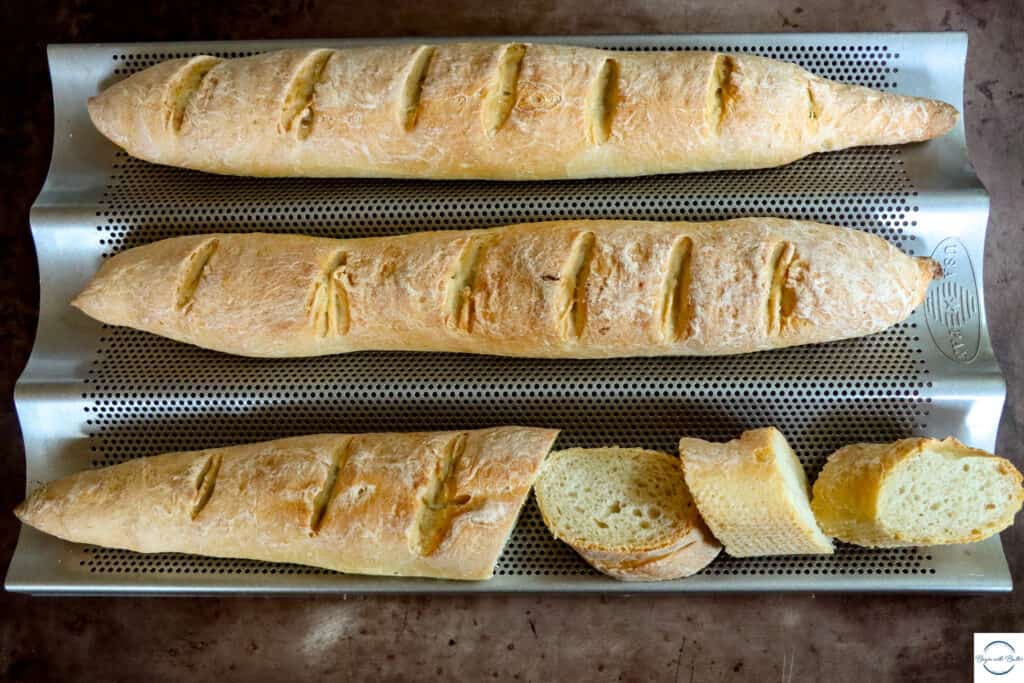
[88,44,958,179]
[811,437,1024,547]
[14,427,559,580]
[679,428,833,557]
[72,218,939,359]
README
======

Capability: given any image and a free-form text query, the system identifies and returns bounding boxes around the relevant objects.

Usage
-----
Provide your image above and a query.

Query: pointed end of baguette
[912,256,943,307]
[87,87,127,149]
[13,498,28,523]
[70,286,100,321]
[922,100,959,140]
[71,274,126,330]
[89,57,197,151]
[13,483,47,530]
[918,256,943,282]
[815,79,960,149]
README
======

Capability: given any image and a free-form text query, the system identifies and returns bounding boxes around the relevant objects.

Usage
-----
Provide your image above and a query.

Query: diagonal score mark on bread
[308,250,350,337]
[161,55,223,132]
[444,234,492,332]
[175,238,219,312]
[190,452,222,520]
[414,432,473,557]
[707,54,737,133]
[806,81,821,122]
[659,236,694,343]
[767,241,799,336]
[396,45,436,131]
[481,43,526,136]
[586,57,619,145]
[279,49,335,139]
[556,231,597,341]
[308,439,352,535]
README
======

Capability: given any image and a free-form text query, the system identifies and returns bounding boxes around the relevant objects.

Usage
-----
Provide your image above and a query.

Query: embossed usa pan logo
[925,238,981,364]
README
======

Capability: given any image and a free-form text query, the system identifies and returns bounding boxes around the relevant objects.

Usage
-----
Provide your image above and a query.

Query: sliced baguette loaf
[72,218,939,359]
[88,44,957,179]
[15,427,558,580]
[811,437,1024,547]
[679,428,833,557]
[534,447,721,581]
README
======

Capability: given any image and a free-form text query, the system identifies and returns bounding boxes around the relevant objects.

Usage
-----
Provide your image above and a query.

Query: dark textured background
[1,1,1022,681]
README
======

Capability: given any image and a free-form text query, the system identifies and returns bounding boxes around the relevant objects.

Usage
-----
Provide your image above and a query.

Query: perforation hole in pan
[79,41,936,581]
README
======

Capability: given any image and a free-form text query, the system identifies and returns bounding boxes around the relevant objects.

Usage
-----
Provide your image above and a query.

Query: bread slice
[679,428,833,557]
[534,447,721,581]
[811,437,1024,547]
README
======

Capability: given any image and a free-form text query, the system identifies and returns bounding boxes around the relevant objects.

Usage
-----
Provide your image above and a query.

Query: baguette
[534,447,721,580]
[811,437,1024,547]
[679,428,833,557]
[72,218,939,359]
[88,44,958,180]
[14,427,559,580]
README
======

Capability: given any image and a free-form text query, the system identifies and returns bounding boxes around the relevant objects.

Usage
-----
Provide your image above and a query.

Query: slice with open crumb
[811,437,1024,547]
[534,447,721,581]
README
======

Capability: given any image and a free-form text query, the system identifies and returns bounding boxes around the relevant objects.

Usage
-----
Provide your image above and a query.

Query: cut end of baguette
[538,448,693,550]
[813,437,1024,547]
[535,447,721,581]
[879,442,1021,544]
[680,427,834,557]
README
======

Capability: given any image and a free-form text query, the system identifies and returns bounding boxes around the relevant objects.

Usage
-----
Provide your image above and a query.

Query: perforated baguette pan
[7,32,1010,594]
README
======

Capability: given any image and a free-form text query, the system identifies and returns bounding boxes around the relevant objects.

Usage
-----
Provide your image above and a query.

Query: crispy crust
[14,427,559,580]
[72,218,938,359]
[577,516,722,582]
[679,428,834,557]
[88,44,957,179]
[810,437,1024,547]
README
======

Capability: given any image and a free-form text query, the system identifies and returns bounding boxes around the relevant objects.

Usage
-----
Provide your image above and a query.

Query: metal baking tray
[8,33,1009,594]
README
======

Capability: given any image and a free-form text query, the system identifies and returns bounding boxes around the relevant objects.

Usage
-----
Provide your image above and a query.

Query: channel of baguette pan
[534,447,722,581]
[811,437,1024,547]
[87,43,958,180]
[14,427,559,580]
[72,218,940,359]
[679,428,833,557]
